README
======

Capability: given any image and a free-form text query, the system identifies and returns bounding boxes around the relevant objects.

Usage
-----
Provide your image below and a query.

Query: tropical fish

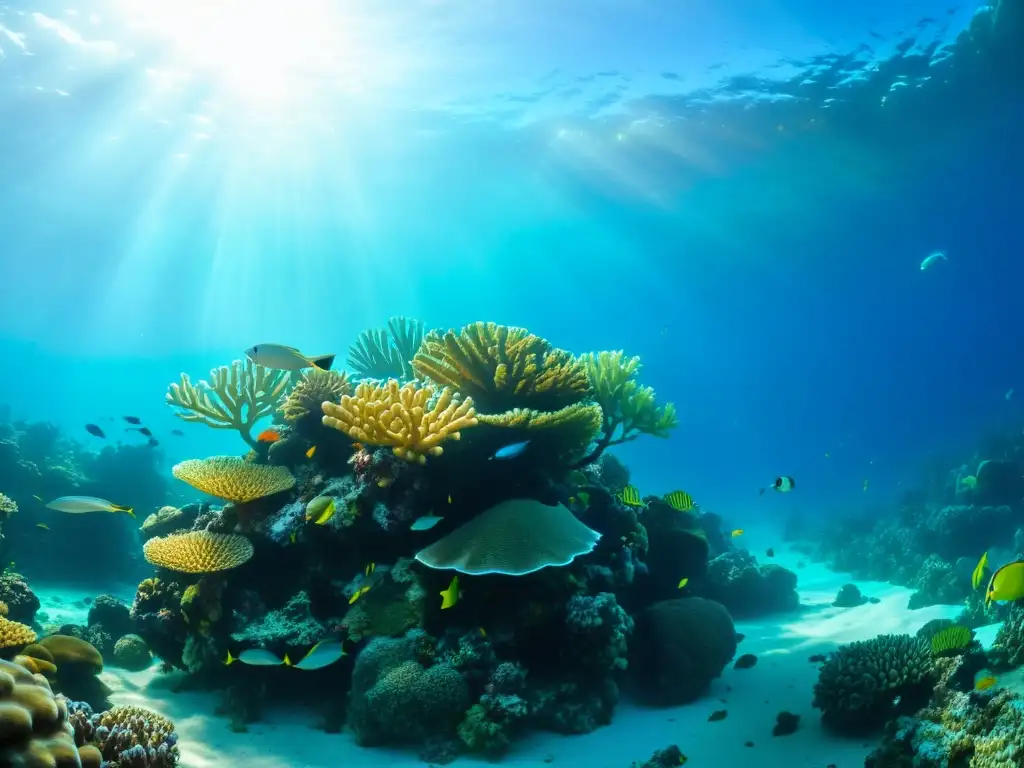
[410,516,443,531]
[478,627,487,638]
[35,523,49,531]
[365,562,375,576]
[491,440,530,460]
[171,429,185,437]
[986,561,1024,607]
[147,438,160,448]
[225,648,285,666]
[85,424,105,438]
[348,586,371,605]
[440,575,459,609]
[123,416,142,424]
[617,485,644,507]
[734,653,758,670]
[766,548,775,557]
[664,490,695,512]
[972,552,989,590]
[678,578,688,589]
[128,426,153,437]
[576,491,590,507]
[960,475,978,491]
[677,755,688,766]
[976,675,997,691]
[45,496,134,517]
[257,429,282,444]
[306,445,317,459]
[288,640,346,670]
[305,496,335,525]
[863,479,869,492]
[376,477,393,488]
[708,710,728,722]
[731,529,744,538]
[244,344,336,372]
[920,250,947,270]
[760,476,795,496]
[32,495,43,503]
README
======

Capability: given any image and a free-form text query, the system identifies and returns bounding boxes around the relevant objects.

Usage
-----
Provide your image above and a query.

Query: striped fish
[617,485,644,507]
[664,490,695,512]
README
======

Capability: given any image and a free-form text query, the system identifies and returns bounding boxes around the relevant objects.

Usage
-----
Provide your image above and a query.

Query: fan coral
[0,659,84,765]
[68,701,179,768]
[322,379,478,463]
[0,615,36,651]
[172,456,295,503]
[144,531,254,574]
[113,635,152,671]
[166,358,290,449]
[412,321,591,412]
[930,626,972,658]
[477,403,603,462]
[280,368,352,423]
[813,633,934,733]
[348,316,426,381]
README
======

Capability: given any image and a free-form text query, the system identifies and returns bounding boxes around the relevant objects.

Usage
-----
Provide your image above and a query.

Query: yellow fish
[348,585,371,605]
[479,627,487,638]
[960,475,978,491]
[448,494,452,504]
[35,523,49,531]
[306,445,317,459]
[289,531,297,545]
[731,529,744,538]
[986,561,1024,607]
[664,490,695,512]
[972,551,989,590]
[678,577,688,589]
[976,675,997,691]
[577,491,590,506]
[365,562,375,576]
[617,485,644,507]
[305,496,335,525]
[440,575,459,609]
[377,477,393,488]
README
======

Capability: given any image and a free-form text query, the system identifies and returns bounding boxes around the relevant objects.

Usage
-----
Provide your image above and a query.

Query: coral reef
[112,634,152,671]
[700,550,799,617]
[348,316,425,381]
[171,457,295,503]
[280,368,352,425]
[143,531,254,574]
[0,572,40,624]
[68,700,179,767]
[0,658,87,766]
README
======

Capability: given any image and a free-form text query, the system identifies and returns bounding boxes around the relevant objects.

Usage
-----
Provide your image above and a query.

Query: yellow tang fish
[731,529,745,538]
[972,551,989,590]
[617,485,644,508]
[976,675,998,691]
[678,577,688,589]
[985,560,1024,608]
[306,445,317,459]
[440,575,459,609]
[305,496,335,525]
[664,490,695,512]
[348,585,371,605]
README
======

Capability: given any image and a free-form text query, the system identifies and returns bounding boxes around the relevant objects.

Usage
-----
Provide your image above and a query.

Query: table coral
[172,456,295,503]
[143,531,254,574]
[322,379,478,463]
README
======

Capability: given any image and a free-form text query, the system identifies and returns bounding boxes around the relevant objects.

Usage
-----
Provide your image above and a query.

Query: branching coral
[322,379,478,463]
[574,350,677,467]
[348,316,426,381]
[143,531,254,574]
[166,359,290,449]
[172,456,295,502]
[280,368,352,423]
[412,321,591,412]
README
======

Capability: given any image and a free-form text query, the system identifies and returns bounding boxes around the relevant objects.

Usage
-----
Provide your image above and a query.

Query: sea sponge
[143,531,254,574]
[415,498,601,576]
[0,615,37,653]
[477,403,603,462]
[280,368,352,423]
[166,358,290,449]
[348,316,426,381]
[112,635,152,671]
[629,597,737,705]
[0,492,17,517]
[412,322,591,412]
[172,456,296,503]
[813,633,934,733]
[322,379,478,463]
[0,658,82,766]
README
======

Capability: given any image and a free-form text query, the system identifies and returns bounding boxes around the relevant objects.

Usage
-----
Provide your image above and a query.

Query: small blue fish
[410,515,443,531]
[491,440,530,460]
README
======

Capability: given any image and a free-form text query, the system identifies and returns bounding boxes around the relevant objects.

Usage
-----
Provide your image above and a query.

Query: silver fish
[227,648,284,666]
[290,640,346,671]
[45,496,134,516]
[410,516,443,531]
[245,344,335,372]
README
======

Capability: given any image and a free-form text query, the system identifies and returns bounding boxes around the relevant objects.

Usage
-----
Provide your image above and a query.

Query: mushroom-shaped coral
[322,379,478,463]
[143,531,254,574]
[813,633,933,733]
[415,498,601,576]
[280,368,352,423]
[477,403,603,462]
[166,359,290,449]
[0,615,36,654]
[412,321,592,412]
[0,658,82,766]
[172,456,295,503]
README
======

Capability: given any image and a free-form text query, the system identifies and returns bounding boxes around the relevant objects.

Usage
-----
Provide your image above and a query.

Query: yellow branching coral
[0,615,37,651]
[166,359,290,449]
[478,403,603,462]
[143,531,254,574]
[412,321,591,412]
[280,368,352,423]
[172,456,295,503]
[322,379,478,463]
[577,350,678,466]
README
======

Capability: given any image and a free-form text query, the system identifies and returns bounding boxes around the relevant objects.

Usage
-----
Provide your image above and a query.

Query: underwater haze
[0,1,1023,767]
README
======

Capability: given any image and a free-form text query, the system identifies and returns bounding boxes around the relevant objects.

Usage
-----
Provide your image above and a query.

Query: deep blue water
[0,0,1020,526]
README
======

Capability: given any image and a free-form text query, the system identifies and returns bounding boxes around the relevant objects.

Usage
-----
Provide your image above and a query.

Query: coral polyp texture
[172,456,296,502]
[0,658,84,766]
[68,701,179,768]
[280,367,352,423]
[411,321,592,412]
[165,359,291,448]
[0,615,37,651]
[322,379,479,463]
[143,531,254,574]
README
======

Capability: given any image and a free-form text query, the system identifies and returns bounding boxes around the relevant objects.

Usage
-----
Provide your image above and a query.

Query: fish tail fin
[115,505,135,518]
[225,651,235,665]
[309,354,336,370]
[283,654,292,666]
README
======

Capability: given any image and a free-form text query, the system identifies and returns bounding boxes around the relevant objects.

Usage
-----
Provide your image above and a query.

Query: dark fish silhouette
[123,416,142,424]
[708,710,728,722]
[85,424,105,438]
[766,548,775,557]
[128,427,153,437]
[147,438,159,447]
[171,429,185,437]
[734,654,758,670]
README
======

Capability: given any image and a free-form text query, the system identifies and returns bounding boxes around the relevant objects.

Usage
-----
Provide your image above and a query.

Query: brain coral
[143,531,254,574]
[813,633,934,733]
[0,658,85,766]
[172,456,295,502]
[0,616,36,651]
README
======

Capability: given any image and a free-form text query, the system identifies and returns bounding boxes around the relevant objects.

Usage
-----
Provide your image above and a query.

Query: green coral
[348,316,425,381]
[111,634,152,671]
[930,626,972,658]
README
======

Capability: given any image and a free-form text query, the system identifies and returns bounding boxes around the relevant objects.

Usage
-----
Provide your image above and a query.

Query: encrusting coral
[412,321,591,413]
[166,359,290,449]
[348,316,426,381]
[172,456,295,503]
[0,615,36,654]
[0,658,87,766]
[144,531,254,574]
[322,379,479,463]
[280,368,352,424]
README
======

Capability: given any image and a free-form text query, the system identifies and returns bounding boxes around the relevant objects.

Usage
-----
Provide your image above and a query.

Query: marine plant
[929,625,972,657]
[165,359,291,449]
[348,316,426,381]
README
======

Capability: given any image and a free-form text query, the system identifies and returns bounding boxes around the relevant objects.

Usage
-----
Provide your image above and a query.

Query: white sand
[33,548,971,767]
